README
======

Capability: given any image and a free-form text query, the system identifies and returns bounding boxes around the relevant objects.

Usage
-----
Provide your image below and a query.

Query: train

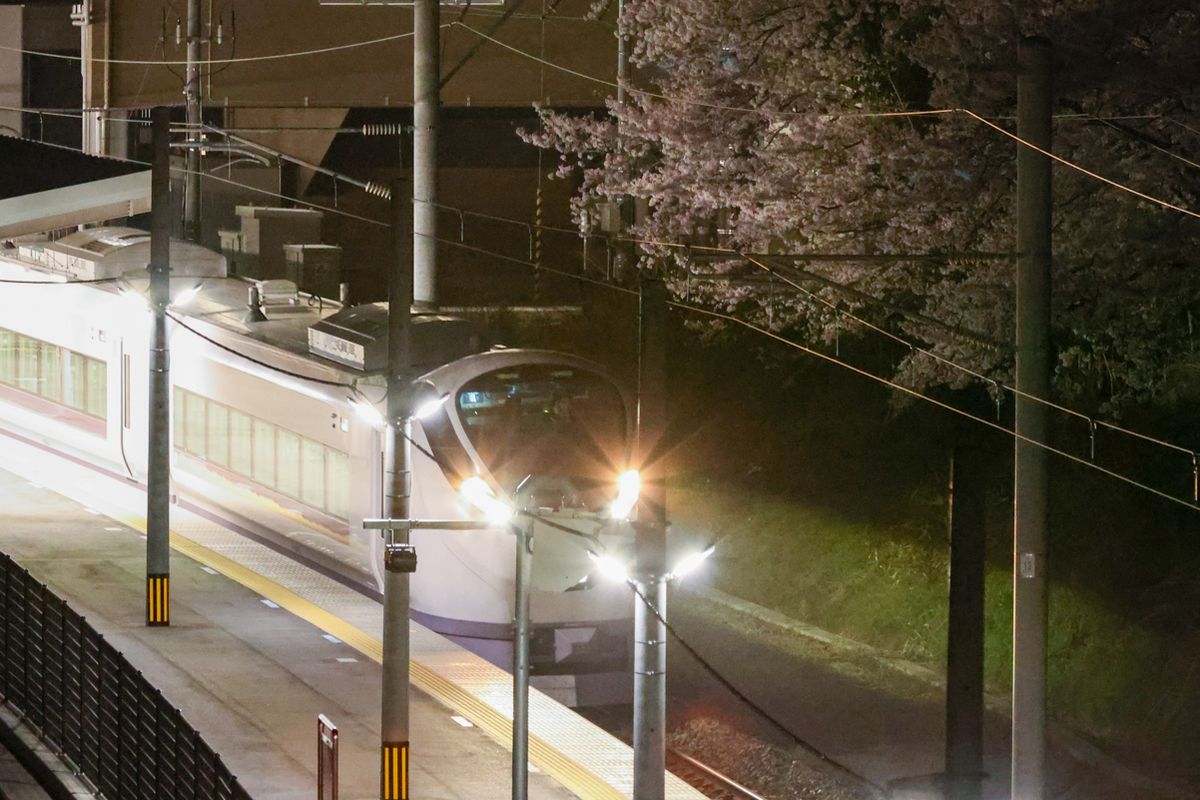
[0,226,639,705]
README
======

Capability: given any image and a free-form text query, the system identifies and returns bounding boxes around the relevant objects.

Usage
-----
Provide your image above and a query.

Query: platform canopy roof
[0,136,150,240]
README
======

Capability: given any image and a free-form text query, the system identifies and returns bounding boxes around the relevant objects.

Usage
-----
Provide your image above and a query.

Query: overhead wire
[9,136,1200,502]
[0,29,436,66]
[164,311,356,388]
[667,300,1200,514]
[451,22,955,120]
[449,22,1200,222]
[8,128,1197,465]
[426,202,1198,461]
[626,581,886,796]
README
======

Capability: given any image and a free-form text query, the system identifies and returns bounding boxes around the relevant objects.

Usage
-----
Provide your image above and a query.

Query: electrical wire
[667,299,1200,514]
[626,580,886,796]
[0,27,439,66]
[415,198,1200,461]
[0,276,126,285]
[164,310,355,388]
[446,24,1200,221]
[397,425,602,543]
[452,22,955,121]
[12,135,1199,489]
[960,109,1200,222]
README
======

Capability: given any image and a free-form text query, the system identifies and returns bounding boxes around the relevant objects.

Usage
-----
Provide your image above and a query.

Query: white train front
[0,227,636,704]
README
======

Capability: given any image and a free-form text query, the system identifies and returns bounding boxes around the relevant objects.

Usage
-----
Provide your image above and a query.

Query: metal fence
[0,553,253,800]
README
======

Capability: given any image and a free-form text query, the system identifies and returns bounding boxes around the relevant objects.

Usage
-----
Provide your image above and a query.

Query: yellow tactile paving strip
[0,433,708,800]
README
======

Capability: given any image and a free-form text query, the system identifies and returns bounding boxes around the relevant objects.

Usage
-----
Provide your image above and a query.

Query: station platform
[0,432,708,800]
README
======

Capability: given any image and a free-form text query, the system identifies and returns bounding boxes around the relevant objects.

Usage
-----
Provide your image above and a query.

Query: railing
[0,553,253,800]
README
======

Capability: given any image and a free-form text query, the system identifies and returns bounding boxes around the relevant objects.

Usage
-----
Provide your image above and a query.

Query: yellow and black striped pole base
[381,741,409,800]
[146,574,170,626]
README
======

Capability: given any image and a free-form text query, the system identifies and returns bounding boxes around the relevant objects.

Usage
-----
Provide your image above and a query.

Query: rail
[666,749,769,800]
[0,552,253,800]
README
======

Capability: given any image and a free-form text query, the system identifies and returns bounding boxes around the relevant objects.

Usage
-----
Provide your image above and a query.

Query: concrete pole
[512,519,532,800]
[613,0,635,283]
[615,0,627,107]
[1012,37,1053,800]
[412,0,438,308]
[633,279,668,800]
[146,107,172,627]
[183,0,202,242]
[381,177,414,800]
[946,447,985,800]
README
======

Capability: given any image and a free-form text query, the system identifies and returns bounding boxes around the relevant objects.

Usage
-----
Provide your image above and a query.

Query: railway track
[667,749,769,800]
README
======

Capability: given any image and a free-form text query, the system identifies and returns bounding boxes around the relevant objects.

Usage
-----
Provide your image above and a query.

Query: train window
[173,386,351,520]
[455,365,627,494]
[86,357,106,418]
[252,419,276,487]
[66,352,87,412]
[300,438,325,509]
[0,330,105,419]
[326,450,350,520]
[173,387,184,445]
[0,331,14,386]
[17,336,38,393]
[185,393,206,456]
[277,430,301,498]
[38,342,61,403]
[229,409,253,476]
[207,402,230,468]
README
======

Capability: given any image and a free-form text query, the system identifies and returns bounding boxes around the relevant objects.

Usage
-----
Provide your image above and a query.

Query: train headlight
[587,550,631,583]
[609,469,641,520]
[460,476,514,525]
[667,544,716,581]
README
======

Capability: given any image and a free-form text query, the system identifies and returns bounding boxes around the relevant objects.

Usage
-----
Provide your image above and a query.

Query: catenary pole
[413,0,439,308]
[946,447,985,800]
[1012,36,1053,800]
[512,517,532,800]
[633,278,668,800]
[183,0,202,241]
[146,106,172,627]
[380,176,414,800]
[613,0,634,282]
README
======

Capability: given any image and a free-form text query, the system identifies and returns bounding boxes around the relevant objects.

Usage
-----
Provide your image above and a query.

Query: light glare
[668,544,716,581]
[171,284,201,307]
[460,476,514,525]
[120,288,150,312]
[587,549,631,583]
[349,398,385,428]
[412,393,449,420]
[609,469,641,519]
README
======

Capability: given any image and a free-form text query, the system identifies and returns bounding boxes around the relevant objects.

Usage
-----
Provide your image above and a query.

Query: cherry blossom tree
[528,1,1200,411]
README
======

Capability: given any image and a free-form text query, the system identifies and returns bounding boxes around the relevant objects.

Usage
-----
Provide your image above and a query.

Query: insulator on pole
[365,182,393,200]
[362,122,404,136]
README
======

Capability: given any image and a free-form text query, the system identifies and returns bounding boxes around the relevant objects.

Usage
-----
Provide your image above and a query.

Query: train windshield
[456,364,627,500]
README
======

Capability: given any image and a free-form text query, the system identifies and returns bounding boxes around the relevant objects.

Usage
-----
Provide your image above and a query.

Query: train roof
[0,231,481,383]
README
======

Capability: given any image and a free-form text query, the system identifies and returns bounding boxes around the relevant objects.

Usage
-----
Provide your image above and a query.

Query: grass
[492,305,1200,777]
[669,479,1200,775]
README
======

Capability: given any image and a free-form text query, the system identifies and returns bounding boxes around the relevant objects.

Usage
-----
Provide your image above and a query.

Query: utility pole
[612,0,635,283]
[512,516,533,800]
[946,447,985,800]
[633,278,668,800]
[1012,36,1053,800]
[146,106,172,627]
[380,177,415,800]
[412,0,439,308]
[183,0,202,242]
